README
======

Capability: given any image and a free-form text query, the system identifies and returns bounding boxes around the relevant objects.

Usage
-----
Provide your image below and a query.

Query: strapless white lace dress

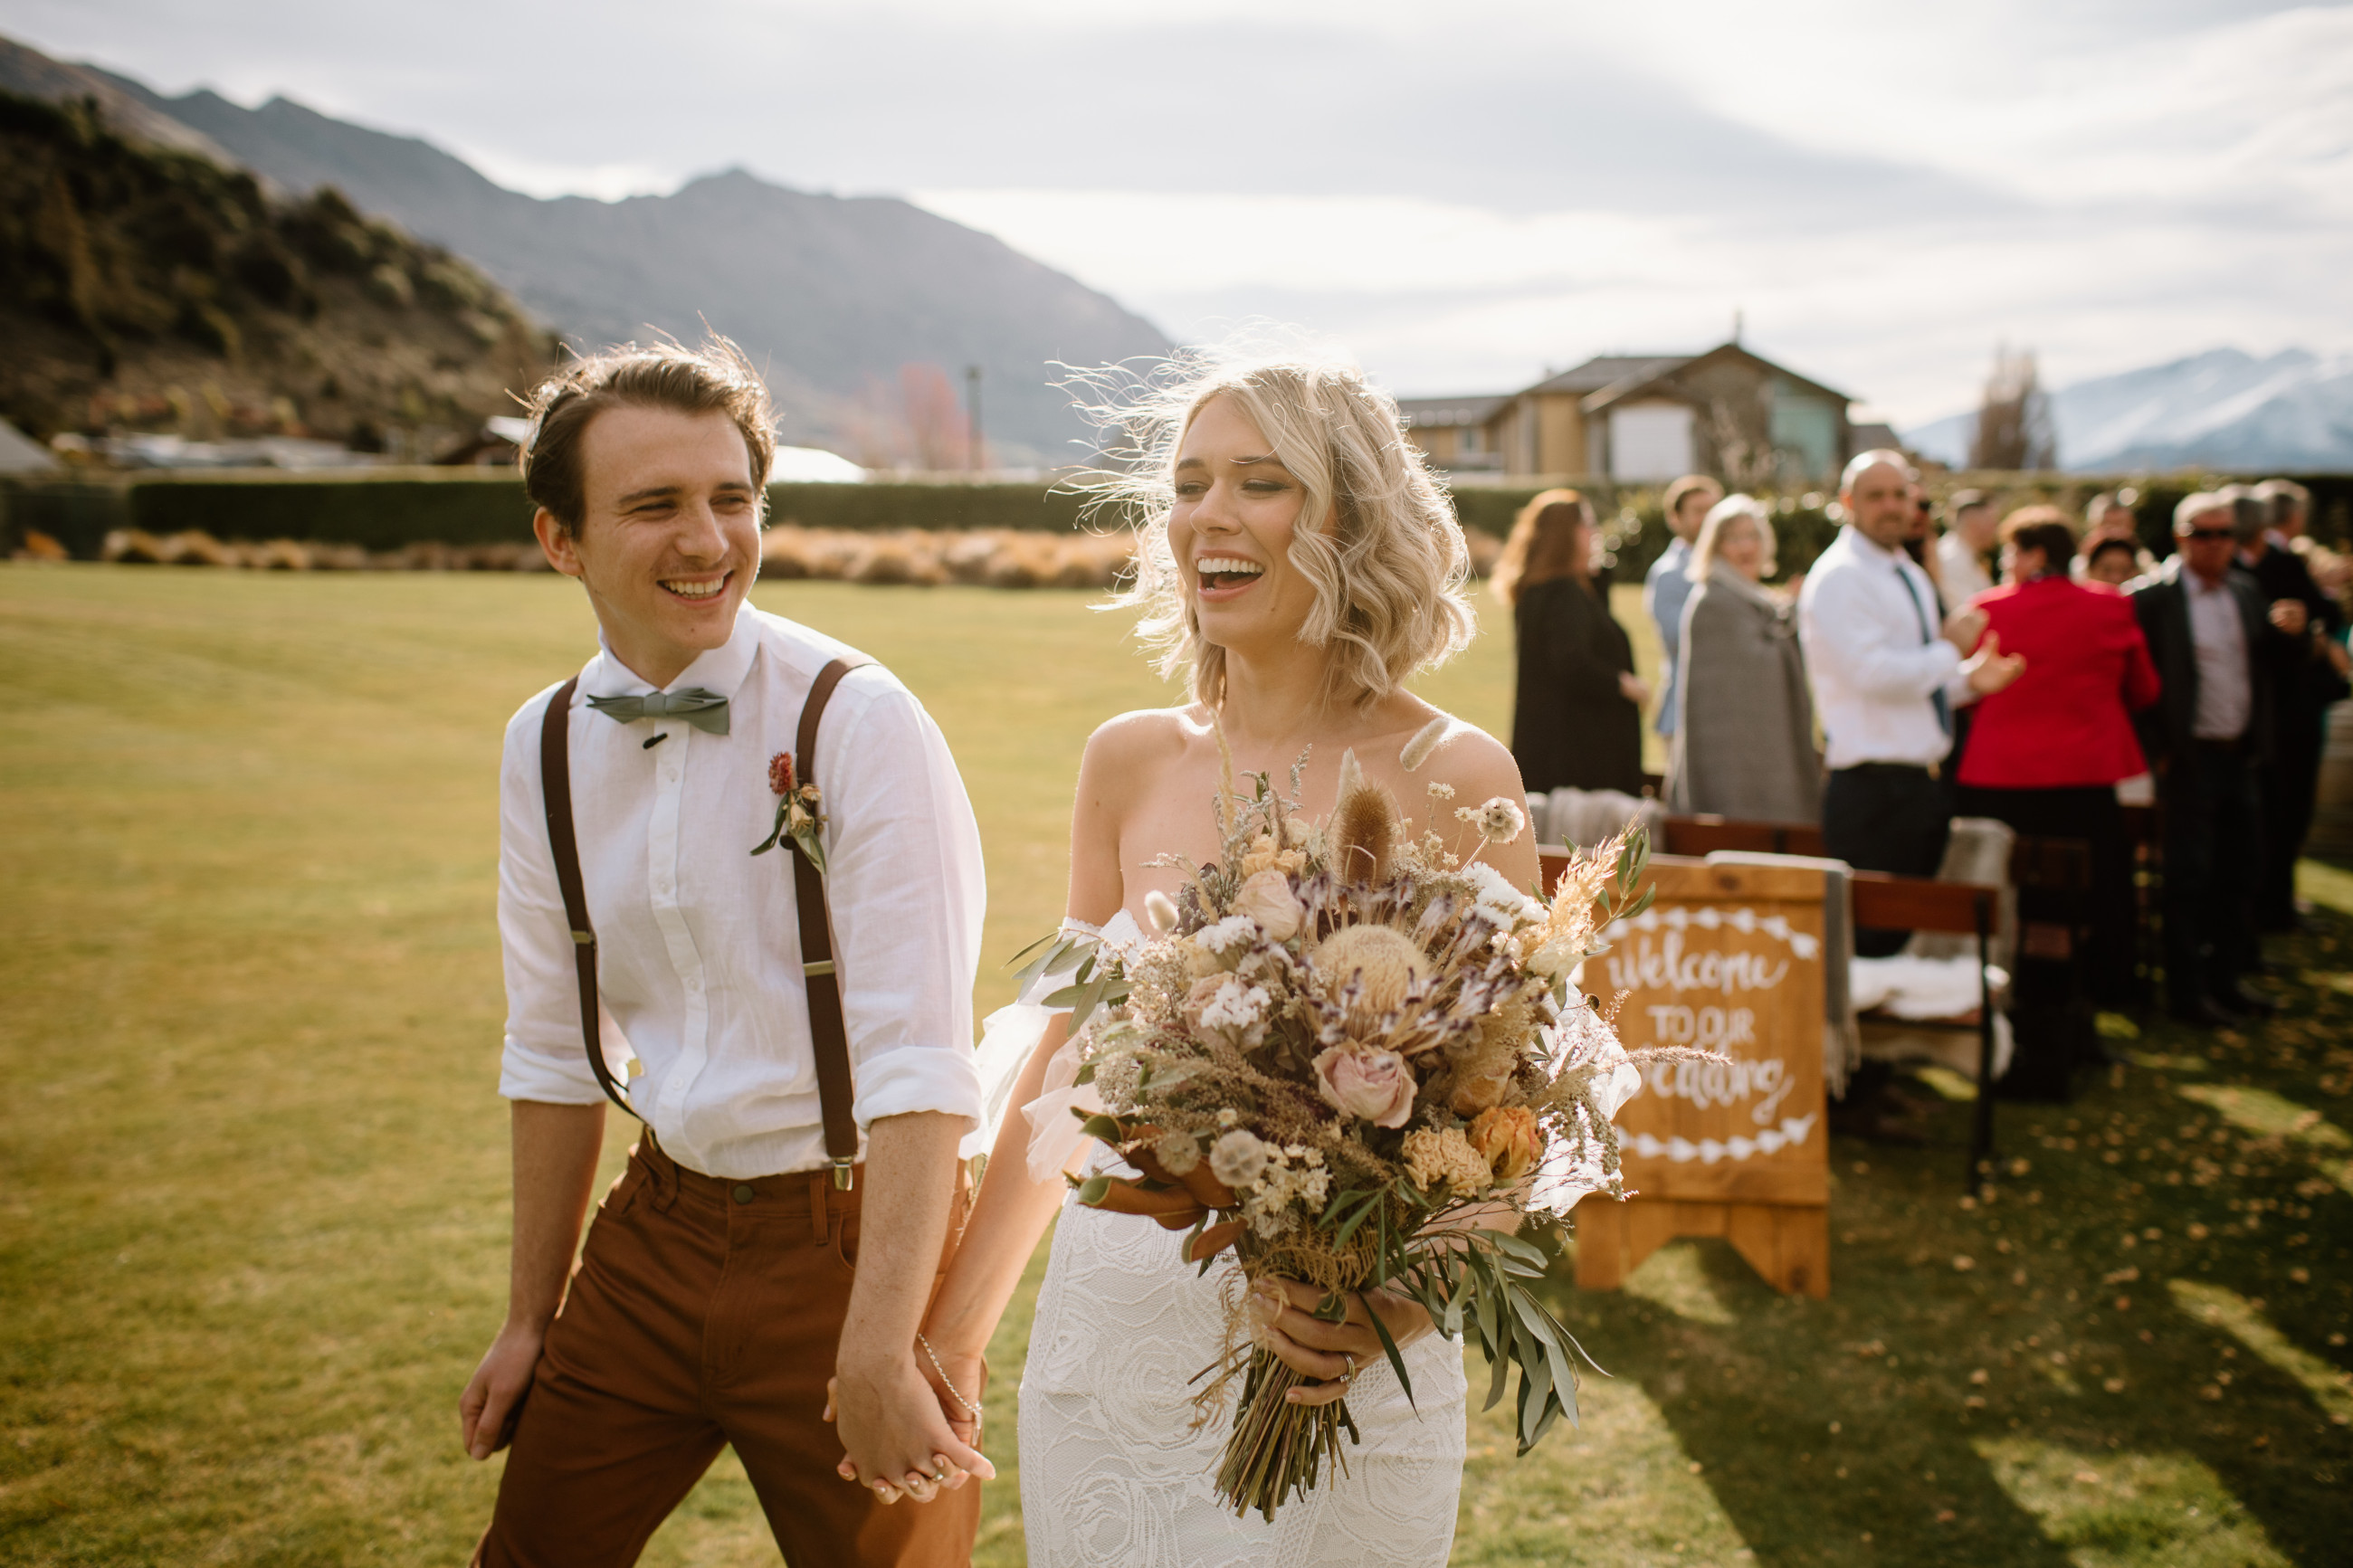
[980,913,1468,1568]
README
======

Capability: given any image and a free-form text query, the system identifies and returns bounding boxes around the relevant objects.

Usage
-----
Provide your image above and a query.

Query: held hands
[2270,599,2310,637]
[1250,1278,1434,1408]
[458,1319,545,1460]
[1961,631,2026,696]
[1617,671,1653,708]
[824,1346,995,1506]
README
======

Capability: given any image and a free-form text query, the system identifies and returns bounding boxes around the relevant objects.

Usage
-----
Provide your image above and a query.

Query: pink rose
[1312,1044,1416,1128]
[1233,870,1305,943]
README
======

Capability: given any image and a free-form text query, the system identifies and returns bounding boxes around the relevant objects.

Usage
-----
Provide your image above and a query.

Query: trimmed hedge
[7,465,2349,571]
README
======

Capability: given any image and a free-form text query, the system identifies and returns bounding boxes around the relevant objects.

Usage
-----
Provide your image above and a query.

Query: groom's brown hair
[519,336,776,532]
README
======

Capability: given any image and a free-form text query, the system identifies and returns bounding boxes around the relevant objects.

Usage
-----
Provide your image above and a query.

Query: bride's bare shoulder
[1076,706,1203,792]
[1396,709,1523,805]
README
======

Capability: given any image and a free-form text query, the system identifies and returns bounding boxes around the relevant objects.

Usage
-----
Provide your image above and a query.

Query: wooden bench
[1661,814,1827,860]
[1848,872,2003,1187]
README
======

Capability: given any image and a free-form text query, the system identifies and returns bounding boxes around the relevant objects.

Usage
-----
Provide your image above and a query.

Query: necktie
[586,687,730,735]
[1895,567,1951,736]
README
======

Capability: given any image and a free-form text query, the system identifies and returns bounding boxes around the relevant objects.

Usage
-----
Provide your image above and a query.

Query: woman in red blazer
[1956,506,2160,1015]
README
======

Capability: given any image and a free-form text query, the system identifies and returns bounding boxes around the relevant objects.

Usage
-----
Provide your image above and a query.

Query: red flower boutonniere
[751,751,830,872]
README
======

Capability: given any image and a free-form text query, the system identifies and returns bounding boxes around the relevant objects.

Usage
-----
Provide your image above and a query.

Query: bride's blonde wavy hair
[1068,343,1476,710]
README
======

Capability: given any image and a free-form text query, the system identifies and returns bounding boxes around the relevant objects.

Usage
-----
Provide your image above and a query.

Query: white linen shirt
[1798,526,1970,771]
[2184,570,2253,741]
[496,606,986,1179]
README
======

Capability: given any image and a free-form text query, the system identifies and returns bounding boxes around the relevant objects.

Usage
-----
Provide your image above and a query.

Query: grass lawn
[2,565,2348,1566]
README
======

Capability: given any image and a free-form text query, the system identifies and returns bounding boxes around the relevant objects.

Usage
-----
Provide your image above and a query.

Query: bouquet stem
[1214,1345,1362,1521]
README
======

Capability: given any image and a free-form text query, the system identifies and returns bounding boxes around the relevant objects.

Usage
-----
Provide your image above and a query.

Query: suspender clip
[804,959,837,977]
[570,929,594,946]
[832,1157,855,1192]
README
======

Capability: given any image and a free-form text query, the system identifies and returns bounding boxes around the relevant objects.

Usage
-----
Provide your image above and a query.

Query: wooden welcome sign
[1542,854,1832,1297]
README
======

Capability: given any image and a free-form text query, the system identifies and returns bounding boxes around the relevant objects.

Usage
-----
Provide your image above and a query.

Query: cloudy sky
[9,0,2350,423]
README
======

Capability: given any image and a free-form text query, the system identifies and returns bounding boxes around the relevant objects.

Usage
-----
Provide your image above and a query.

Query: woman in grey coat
[1666,495,1822,822]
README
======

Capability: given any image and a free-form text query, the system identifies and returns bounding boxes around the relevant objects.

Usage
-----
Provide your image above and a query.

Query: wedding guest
[1905,485,1945,603]
[1644,472,1725,743]
[1954,508,2159,1012]
[2241,479,2349,931]
[1499,489,1648,795]
[1800,451,2022,954]
[2131,492,2303,1023]
[1666,494,1820,822]
[2083,536,2142,588]
[2080,492,2157,584]
[1936,489,1998,613]
[460,338,990,1562]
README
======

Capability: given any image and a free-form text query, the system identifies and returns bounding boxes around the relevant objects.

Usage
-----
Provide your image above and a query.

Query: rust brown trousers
[472,1135,978,1568]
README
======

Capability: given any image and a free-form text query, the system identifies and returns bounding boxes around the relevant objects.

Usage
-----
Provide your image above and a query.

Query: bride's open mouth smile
[1196,555,1265,603]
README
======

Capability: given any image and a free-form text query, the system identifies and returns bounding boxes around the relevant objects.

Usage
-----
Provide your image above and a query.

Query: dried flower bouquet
[1010,746,1658,1521]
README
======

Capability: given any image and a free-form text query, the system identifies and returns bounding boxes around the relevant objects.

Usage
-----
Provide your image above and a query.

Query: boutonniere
[751,751,829,873]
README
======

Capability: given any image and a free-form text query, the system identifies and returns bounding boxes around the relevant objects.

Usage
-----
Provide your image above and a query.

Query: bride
[911,349,1538,1565]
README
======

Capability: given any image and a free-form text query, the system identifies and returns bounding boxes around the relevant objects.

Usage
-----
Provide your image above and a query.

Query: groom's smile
[534,403,766,688]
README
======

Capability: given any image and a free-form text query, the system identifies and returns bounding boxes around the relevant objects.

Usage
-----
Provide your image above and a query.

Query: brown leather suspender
[789,657,872,1189]
[538,675,634,1117]
[536,658,874,1188]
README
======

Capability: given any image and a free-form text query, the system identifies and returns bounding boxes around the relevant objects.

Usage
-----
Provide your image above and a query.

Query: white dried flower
[1144,889,1180,933]
[1426,780,1456,802]
[1152,1128,1202,1175]
[1196,974,1271,1040]
[1457,795,1526,846]
[1196,914,1259,956]
[1462,860,1541,929]
[1216,1107,1239,1127]
[1209,1128,1271,1189]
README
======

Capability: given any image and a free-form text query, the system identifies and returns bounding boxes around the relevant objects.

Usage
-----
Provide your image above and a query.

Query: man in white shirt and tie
[458,339,989,1565]
[1799,451,2023,955]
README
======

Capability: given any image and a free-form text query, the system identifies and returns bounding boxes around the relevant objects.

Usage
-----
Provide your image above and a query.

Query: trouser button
[733,1183,757,1205]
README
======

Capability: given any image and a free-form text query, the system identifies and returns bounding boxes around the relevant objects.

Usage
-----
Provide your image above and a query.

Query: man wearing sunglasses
[2130,493,2308,1025]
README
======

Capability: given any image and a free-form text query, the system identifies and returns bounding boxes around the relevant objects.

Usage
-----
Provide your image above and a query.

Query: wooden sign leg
[1726,1203,1830,1298]
[1574,1201,1631,1289]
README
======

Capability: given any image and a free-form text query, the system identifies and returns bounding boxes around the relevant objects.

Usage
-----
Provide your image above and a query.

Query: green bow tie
[586,687,730,735]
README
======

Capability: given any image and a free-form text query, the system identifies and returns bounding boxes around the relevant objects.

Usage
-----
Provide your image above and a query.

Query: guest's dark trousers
[2159,740,2263,1012]
[1955,784,2134,1010]
[1824,762,1951,957]
[2258,703,2326,929]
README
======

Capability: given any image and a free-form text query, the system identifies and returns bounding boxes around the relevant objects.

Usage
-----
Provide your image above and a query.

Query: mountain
[0,89,551,449]
[0,36,237,168]
[68,52,1170,465]
[1905,348,2353,473]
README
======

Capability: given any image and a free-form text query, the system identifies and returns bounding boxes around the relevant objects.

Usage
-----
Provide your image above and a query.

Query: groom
[458,337,990,1565]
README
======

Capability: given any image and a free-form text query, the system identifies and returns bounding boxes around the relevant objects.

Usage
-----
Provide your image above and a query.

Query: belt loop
[645,1130,680,1212]
[808,1171,828,1246]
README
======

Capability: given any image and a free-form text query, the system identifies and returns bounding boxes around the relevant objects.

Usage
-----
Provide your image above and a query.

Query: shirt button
[733,1183,757,1205]
[686,975,702,993]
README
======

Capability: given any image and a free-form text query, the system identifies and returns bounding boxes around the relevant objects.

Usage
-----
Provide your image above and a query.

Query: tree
[1970,345,2057,471]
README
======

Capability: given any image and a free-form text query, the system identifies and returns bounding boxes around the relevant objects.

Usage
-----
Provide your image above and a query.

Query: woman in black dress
[1492,489,1647,794]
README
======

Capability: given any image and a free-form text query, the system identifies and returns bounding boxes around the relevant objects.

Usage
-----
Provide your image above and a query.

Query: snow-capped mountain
[1905,348,2353,472]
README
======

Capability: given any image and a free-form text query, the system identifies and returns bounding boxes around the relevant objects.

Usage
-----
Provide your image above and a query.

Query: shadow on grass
[1544,904,2353,1567]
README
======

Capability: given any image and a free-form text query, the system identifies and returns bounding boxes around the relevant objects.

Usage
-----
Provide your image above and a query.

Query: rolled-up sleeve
[816,676,987,1135]
[497,689,610,1107]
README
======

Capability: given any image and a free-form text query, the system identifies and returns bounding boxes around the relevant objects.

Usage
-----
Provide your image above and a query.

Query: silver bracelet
[917,1332,983,1421]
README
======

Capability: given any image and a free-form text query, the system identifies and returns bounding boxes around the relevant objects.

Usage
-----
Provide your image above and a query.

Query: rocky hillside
[0,89,553,449]
[87,68,1171,464]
